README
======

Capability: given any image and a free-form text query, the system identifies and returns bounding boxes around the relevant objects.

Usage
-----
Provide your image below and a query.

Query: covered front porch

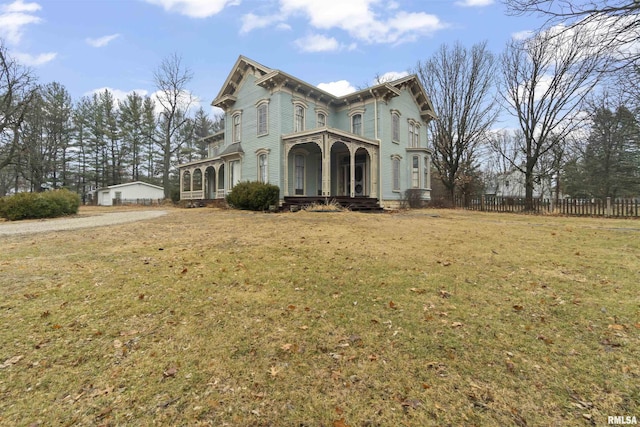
[179,159,227,201]
[282,128,379,201]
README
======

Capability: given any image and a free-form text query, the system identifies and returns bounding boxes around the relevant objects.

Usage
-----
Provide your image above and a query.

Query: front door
[341,162,367,196]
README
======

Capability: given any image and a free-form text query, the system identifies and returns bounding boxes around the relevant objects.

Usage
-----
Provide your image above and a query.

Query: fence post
[550,197,554,213]
[606,197,611,217]
[481,195,485,212]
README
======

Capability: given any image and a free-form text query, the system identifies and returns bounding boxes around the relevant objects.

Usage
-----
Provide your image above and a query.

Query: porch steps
[282,196,383,212]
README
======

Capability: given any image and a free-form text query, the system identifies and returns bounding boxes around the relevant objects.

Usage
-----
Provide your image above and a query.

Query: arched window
[392,112,400,142]
[294,105,305,132]
[232,113,241,142]
[192,169,202,191]
[258,152,268,183]
[257,102,268,136]
[408,120,420,147]
[352,113,362,135]
[391,156,401,191]
[317,112,326,127]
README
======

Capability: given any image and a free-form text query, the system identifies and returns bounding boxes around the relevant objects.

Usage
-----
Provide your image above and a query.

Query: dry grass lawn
[0,206,638,426]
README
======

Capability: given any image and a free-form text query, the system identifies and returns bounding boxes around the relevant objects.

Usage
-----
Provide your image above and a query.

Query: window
[392,112,400,142]
[317,112,326,128]
[392,156,401,191]
[412,156,420,188]
[352,114,362,135]
[115,191,122,201]
[229,160,240,188]
[294,154,305,195]
[232,113,241,142]
[257,102,268,136]
[258,153,268,183]
[294,104,305,132]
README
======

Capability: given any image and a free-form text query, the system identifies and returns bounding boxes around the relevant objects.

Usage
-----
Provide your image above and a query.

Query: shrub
[226,181,280,211]
[0,189,80,221]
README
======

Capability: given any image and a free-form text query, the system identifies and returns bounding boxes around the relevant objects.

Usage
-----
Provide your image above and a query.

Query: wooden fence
[455,196,640,218]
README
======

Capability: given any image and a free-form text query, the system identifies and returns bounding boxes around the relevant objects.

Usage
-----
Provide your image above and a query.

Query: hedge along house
[178,56,437,209]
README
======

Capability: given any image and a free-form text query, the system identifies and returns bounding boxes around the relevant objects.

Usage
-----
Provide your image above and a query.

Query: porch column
[322,136,330,196]
[349,144,356,198]
[283,143,290,197]
[426,155,432,189]
[190,168,194,200]
[179,169,184,200]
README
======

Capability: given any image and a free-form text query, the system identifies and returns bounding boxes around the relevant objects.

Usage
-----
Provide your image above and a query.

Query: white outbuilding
[96,181,165,206]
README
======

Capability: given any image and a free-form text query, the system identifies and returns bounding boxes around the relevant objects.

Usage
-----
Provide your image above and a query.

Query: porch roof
[282,127,379,146]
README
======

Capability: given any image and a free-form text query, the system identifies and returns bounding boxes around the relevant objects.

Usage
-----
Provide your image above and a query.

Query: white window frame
[256,101,269,136]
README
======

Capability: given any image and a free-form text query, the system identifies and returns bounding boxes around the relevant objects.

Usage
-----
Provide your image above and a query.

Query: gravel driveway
[0,210,168,236]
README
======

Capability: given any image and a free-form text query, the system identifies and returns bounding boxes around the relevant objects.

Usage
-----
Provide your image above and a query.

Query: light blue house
[178,56,436,209]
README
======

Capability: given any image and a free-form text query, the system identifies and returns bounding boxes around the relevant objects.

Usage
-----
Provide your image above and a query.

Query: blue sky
[0,0,542,116]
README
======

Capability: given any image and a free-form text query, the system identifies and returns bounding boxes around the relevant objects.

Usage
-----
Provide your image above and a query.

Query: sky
[0,0,544,117]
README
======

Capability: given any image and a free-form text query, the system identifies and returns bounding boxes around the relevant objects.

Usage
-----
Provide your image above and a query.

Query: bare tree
[503,0,640,69]
[496,27,608,209]
[153,53,194,198]
[0,42,37,171]
[416,41,499,201]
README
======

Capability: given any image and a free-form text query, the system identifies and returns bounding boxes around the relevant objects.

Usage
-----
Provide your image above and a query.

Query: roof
[97,181,164,192]
[212,55,437,122]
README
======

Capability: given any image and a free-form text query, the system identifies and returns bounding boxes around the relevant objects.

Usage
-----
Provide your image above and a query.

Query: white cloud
[143,0,240,18]
[455,0,494,6]
[511,30,534,41]
[85,87,150,104]
[317,80,356,96]
[240,12,283,34]
[86,33,121,48]
[12,51,56,66]
[242,0,447,45]
[1,0,40,13]
[0,0,42,44]
[374,71,409,84]
[294,34,340,52]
